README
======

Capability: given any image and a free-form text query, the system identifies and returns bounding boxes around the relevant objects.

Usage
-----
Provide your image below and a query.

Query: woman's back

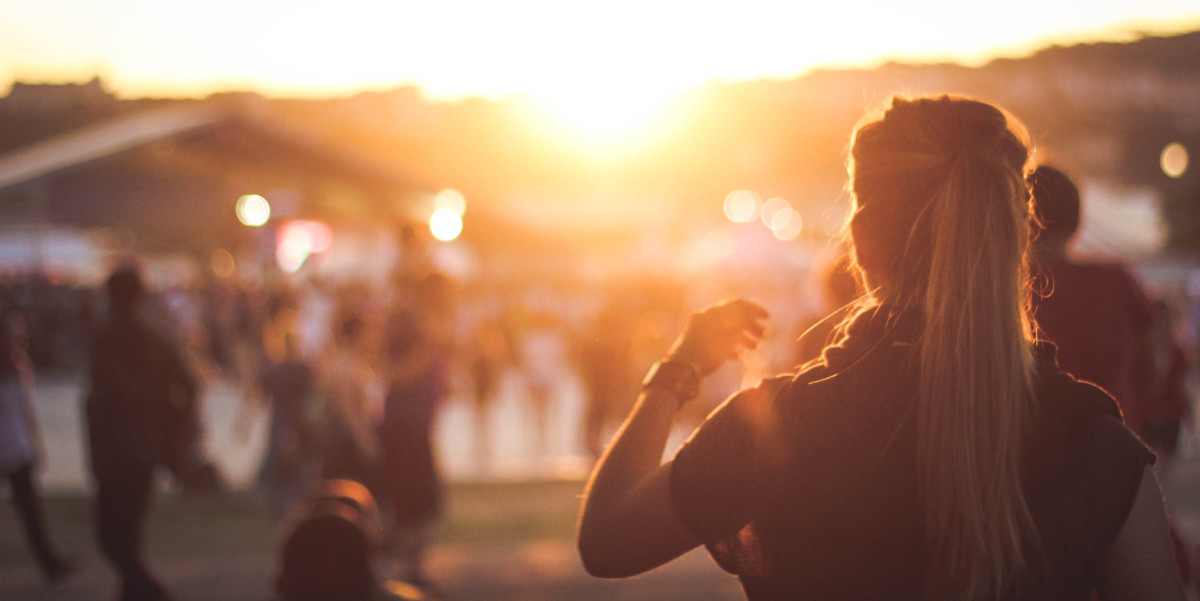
[669,307,1153,600]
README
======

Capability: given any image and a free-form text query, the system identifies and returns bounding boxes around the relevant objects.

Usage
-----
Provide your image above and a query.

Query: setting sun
[526,85,682,150]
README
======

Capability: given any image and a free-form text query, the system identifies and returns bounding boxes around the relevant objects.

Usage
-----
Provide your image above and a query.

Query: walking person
[256,329,321,524]
[578,95,1186,600]
[380,272,454,589]
[85,265,199,601]
[0,305,73,584]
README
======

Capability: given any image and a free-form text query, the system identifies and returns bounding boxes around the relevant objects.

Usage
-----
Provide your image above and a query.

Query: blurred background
[2,2,1200,600]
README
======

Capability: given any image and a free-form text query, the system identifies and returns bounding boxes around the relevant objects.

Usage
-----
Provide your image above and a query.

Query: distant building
[2,77,115,114]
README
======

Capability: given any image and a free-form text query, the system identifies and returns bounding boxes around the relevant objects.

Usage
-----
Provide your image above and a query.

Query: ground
[0,478,745,601]
[5,463,1200,601]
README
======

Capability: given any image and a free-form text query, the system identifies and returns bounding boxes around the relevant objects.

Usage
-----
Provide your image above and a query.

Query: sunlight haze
[1,0,1198,145]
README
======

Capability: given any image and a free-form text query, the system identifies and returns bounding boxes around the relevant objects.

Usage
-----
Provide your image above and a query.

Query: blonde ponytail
[848,95,1038,600]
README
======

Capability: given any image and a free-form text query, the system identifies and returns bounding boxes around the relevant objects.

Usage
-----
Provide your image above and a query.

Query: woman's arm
[577,387,701,577]
[1097,465,1188,601]
[577,299,767,578]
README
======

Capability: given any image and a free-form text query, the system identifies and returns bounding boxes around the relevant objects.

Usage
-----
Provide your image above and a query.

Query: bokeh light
[276,225,311,273]
[236,194,271,227]
[1162,142,1189,178]
[275,219,333,273]
[723,190,761,223]
[760,197,791,227]
[300,220,334,253]
[435,189,467,215]
[210,248,236,278]
[769,207,804,240]
[430,208,464,241]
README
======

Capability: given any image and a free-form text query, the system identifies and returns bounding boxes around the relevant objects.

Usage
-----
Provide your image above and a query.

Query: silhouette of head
[848,95,1031,300]
[275,480,382,601]
[1028,165,1081,246]
[105,265,145,317]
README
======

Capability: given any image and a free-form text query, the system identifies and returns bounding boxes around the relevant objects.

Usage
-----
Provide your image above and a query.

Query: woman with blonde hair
[577,95,1185,600]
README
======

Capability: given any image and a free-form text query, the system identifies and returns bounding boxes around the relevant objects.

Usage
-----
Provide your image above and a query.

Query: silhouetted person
[381,272,453,587]
[318,315,381,491]
[1141,298,1191,461]
[257,331,320,524]
[0,306,73,584]
[86,265,198,601]
[274,479,416,601]
[1029,165,1155,416]
[465,312,509,473]
[577,299,637,460]
[516,307,569,462]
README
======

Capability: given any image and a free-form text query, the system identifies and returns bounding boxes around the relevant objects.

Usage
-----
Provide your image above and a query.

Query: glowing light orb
[532,87,676,149]
[210,248,236,279]
[760,197,791,227]
[769,208,804,240]
[435,189,467,215]
[723,190,761,223]
[430,208,463,241]
[1162,143,1189,179]
[236,194,270,227]
[275,220,333,273]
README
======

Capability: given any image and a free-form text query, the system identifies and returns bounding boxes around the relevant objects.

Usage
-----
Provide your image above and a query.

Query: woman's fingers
[669,299,770,374]
[738,333,759,351]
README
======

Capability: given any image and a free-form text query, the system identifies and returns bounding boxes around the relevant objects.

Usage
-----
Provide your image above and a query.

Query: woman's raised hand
[665,299,769,377]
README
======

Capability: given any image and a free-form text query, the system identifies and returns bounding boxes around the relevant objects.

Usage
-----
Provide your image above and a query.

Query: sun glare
[530,86,680,150]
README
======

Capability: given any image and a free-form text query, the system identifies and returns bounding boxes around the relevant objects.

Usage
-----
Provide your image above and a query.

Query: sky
[2,0,1199,105]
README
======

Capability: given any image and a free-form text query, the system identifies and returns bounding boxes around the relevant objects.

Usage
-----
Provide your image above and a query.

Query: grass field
[0,477,745,601]
[5,461,1200,601]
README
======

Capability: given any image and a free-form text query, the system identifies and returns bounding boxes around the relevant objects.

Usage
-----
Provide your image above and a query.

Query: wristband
[641,359,700,405]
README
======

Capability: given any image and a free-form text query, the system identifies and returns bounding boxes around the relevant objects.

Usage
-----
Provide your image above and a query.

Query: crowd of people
[1,94,1199,600]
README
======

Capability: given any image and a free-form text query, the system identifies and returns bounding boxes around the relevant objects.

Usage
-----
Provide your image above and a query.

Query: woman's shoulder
[1027,356,1155,542]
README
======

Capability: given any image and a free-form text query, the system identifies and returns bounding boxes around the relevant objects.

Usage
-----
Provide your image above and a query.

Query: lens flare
[210,248,236,279]
[430,208,463,241]
[760,197,791,227]
[532,86,677,149]
[275,220,332,273]
[435,189,467,215]
[1162,142,1189,179]
[724,190,761,223]
[770,208,804,240]
[236,194,270,227]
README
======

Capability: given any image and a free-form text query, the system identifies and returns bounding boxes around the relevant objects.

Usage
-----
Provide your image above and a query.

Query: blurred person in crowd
[85,265,200,601]
[465,310,510,473]
[1028,165,1159,424]
[255,328,321,525]
[380,272,454,587]
[1030,167,1194,453]
[0,306,74,584]
[274,479,425,601]
[516,306,571,463]
[318,313,383,492]
[1140,298,1192,464]
[578,95,1184,600]
[576,299,638,461]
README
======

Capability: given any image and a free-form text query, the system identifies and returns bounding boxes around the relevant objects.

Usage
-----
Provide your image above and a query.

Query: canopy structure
[0,94,434,253]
